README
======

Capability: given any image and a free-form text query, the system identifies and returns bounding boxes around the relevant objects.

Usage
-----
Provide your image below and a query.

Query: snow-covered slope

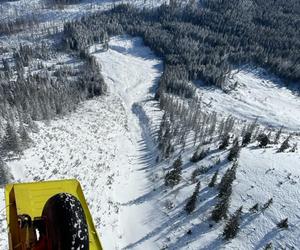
[196,68,300,131]
[0,36,163,250]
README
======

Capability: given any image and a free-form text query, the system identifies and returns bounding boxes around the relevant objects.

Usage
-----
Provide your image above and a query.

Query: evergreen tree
[257,133,270,148]
[1,123,21,154]
[18,122,32,149]
[190,148,209,163]
[277,135,291,153]
[173,155,182,169]
[219,134,230,150]
[165,157,183,187]
[223,206,243,240]
[219,162,237,198]
[242,131,252,147]
[211,194,230,222]
[208,171,218,188]
[228,138,240,161]
[274,127,283,144]
[185,182,200,214]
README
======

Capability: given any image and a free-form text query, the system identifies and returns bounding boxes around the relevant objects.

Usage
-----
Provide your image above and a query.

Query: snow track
[0,36,163,249]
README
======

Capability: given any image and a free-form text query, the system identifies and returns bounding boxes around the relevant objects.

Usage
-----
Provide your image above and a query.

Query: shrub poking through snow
[165,156,183,187]
[223,206,243,240]
[277,135,291,153]
[264,242,273,250]
[219,134,230,150]
[277,218,288,229]
[185,182,200,214]
[228,138,240,161]
[257,133,270,148]
[208,171,218,188]
[262,198,273,211]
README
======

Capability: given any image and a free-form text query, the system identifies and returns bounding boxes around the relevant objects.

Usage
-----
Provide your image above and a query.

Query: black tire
[42,193,89,250]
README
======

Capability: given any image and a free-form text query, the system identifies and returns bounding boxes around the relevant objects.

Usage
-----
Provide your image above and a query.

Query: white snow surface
[0,36,164,250]
[196,69,300,131]
[0,32,300,250]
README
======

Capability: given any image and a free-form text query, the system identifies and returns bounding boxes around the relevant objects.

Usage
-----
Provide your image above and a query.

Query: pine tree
[18,122,32,149]
[208,171,218,187]
[173,155,182,170]
[219,162,237,198]
[185,182,200,214]
[228,138,240,161]
[242,131,252,147]
[211,194,230,222]
[165,157,183,187]
[274,126,283,144]
[219,134,230,150]
[257,133,270,148]
[0,157,9,185]
[190,148,209,163]
[1,123,21,155]
[277,135,291,153]
[223,206,243,240]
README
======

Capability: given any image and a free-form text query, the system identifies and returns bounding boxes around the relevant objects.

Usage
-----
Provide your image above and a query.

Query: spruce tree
[242,131,252,147]
[228,138,240,161]
[223,206,243,240]
[165,157,183,187]
[185,182,200,214]
[208,171,218,187]
[211,194,230,222]
[277,135,291,153]
[219,134,230,150]
[218,162,238,198]
[1,123,21,154]
[257,133,270,148]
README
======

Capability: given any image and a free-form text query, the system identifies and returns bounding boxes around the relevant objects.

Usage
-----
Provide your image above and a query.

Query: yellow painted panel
[5,179,102,250]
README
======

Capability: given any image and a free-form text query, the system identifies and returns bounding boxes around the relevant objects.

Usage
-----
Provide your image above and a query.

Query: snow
[0,35,163,249]
[196,68,300,131]
[0,2,300,248]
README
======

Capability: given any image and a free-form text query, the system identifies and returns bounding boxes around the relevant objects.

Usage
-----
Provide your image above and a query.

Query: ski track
[0,36,163,250]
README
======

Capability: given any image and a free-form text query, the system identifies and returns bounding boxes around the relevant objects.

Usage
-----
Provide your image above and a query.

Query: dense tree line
[63,1,300,93]
[0,14,39,35]
[45,0,84,7]
[0,39,107,155]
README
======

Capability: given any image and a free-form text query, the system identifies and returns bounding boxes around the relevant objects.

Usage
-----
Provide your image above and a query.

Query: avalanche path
[0,36,163,250]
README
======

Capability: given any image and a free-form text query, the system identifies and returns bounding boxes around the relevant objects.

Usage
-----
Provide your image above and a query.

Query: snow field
[0,35,164,250]
[196,68,300,131]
